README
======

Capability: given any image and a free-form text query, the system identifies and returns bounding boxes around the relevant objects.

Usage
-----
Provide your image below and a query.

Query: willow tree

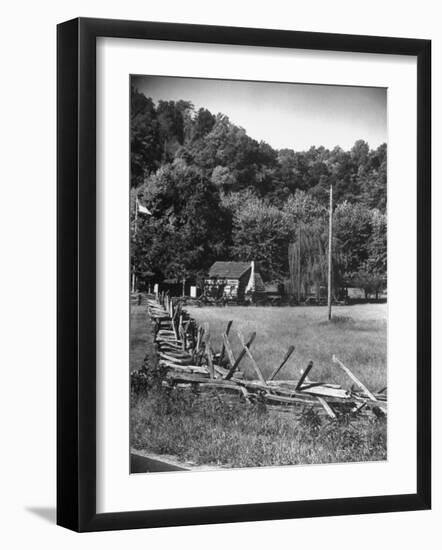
[288,216,344,301]
[288,219,328,301]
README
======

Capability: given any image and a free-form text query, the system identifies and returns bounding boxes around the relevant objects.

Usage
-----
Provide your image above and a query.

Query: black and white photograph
[129,75,388,473]
[0,0,435,541]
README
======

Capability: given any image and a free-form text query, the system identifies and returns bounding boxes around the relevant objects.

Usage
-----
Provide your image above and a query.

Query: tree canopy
[130,86,387,296]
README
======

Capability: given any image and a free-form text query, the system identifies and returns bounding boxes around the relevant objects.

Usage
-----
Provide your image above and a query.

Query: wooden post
[225,332,256,380]
[297,223,301,303]
[332,355,376,401]
[328,184,333,321]
[219,320,233,362]
[268,345,295,381]
[332,355,387,416]
[205,337,215,379]
[316,396,337,419]
[131,272,136,294]
[295,361,314,390]
[237,331,266,384]
[196,325,204,353]
[178,315,185,350]
[222,333,236,368]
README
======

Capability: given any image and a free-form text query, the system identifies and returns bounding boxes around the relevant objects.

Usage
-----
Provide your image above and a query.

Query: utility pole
[297,222,301,303]
[327,185,333,321]
[131,197,138,294]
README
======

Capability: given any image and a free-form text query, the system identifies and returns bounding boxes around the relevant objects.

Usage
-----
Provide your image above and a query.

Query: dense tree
[333,202,387,295]
[352,209,387,298]
[287,197,386,299]
[191,107,216,141]
[132,161,231,286]
[156,100,193,162]
[130,88,388,292]
[130,89,161,187]
[367,209,387,275]
[211,165,237,191]
[334,201,373,279]
[230,196,290,281]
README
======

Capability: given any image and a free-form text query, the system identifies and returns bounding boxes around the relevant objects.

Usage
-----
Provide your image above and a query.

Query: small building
[204,261,265,302]
[346,287,366,300]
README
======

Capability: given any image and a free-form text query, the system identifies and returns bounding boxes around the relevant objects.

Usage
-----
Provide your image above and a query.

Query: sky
[132,75,387,152]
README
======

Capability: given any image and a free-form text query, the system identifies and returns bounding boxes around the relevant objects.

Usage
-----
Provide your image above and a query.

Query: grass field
[130,302,387,469]
[187,303,387,392]
[130,305,153,372]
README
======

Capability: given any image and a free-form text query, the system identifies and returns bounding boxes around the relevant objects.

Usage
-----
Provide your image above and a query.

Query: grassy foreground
[130,303,387,469]
[131,378,387,468]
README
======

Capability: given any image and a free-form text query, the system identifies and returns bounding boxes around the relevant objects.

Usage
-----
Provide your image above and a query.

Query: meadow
[186,303,387,393]
[130,302,387,469]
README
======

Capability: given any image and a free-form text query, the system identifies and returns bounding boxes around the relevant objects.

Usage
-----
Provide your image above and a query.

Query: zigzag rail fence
[133,292,387,421]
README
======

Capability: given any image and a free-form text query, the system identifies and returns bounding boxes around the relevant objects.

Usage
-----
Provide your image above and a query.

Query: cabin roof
[208,261,251,279]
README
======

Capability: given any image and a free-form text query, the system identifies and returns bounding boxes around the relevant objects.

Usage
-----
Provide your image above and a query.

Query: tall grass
[131,380,387,468]
[187,304,387,392]
[130,305,155,372]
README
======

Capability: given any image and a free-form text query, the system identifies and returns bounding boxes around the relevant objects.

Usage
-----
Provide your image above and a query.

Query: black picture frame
[57,17,431,532]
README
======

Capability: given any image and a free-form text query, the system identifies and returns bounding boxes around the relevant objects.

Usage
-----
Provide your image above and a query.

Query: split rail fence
[142,293,387,420]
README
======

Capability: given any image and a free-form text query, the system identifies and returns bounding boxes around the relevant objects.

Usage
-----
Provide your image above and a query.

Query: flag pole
[327,184,333,321]
[131,197,138,293]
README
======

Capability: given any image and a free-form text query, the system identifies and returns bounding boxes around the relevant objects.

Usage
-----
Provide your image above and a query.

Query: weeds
[130,377,387,468]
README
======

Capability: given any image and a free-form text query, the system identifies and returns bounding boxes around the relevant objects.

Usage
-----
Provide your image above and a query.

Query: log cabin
[204,261,265,302]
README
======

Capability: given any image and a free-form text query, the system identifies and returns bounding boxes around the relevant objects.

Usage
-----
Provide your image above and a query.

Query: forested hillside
[131,87,387,296]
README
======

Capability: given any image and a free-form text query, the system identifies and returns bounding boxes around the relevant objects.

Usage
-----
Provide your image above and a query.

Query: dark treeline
[131,87,387,297]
